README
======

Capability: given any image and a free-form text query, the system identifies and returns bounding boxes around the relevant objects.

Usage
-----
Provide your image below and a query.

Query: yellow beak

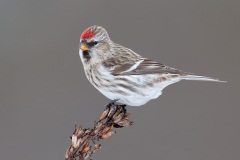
[80,44,89,51]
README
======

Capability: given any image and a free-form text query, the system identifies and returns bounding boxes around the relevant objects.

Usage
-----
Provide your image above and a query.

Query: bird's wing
[104,58,186,76]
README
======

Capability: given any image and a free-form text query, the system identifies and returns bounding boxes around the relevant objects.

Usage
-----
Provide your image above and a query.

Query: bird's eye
[87,41,98,47]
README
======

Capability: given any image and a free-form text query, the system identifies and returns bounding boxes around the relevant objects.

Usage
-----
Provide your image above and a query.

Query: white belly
[84,63,180,106]
[96,74,180,106]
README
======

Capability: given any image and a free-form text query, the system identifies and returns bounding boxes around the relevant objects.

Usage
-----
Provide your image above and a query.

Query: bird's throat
[82,50,91,61]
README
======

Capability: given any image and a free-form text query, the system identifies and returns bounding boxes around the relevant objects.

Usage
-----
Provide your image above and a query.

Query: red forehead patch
[80,29,96,39]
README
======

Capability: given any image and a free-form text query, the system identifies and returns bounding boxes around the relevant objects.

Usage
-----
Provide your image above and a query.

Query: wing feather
[104,58,186,76]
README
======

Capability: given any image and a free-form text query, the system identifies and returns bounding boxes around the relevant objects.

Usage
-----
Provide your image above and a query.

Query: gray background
[0,0,239,160]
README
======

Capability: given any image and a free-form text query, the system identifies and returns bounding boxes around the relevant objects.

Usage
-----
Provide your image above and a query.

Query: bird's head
[79,25,112,64]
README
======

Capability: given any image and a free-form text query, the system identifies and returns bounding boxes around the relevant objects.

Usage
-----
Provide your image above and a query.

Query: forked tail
[182,75,226,83]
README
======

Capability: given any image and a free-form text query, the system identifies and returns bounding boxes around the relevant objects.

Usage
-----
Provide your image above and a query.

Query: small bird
[79,25,224,107]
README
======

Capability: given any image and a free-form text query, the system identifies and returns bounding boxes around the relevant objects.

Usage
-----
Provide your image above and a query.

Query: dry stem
[65,104,133,160]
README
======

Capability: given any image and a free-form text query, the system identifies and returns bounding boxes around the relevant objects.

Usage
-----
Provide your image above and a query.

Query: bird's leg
[118,104,127,113]
[105,99,118,110]
[104,100,127,118]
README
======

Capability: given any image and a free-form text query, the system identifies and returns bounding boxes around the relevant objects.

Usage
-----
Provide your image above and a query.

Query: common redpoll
[78,25,224,106]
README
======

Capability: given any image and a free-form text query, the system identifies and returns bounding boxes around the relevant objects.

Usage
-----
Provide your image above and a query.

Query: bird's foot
[103,100,127,120]
[105,99,118,110]
[118,104,127,113]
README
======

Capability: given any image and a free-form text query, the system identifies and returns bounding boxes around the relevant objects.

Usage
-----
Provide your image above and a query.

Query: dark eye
[87,41,98,47]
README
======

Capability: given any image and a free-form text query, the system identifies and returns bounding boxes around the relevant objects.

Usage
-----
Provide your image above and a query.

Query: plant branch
[65,104,133,160]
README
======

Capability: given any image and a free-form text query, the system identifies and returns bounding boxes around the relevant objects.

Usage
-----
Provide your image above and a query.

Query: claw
[105,99,118,109]
[119,104,127,113]
[104,100,127,120]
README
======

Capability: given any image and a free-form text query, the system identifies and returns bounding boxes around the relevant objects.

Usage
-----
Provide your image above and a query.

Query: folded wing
[106,58,186,76]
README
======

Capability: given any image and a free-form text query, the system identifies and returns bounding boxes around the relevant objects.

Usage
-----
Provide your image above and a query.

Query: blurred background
[0,0,239,160]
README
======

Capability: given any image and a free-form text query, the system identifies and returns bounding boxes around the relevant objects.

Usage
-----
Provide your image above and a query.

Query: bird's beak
[80,44,89,51]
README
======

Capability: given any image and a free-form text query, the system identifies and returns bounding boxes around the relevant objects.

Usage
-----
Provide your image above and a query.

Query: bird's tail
[181,75,226,83]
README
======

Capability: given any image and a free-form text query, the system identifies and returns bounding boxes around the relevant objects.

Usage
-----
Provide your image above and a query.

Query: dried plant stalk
[65,104,133,160]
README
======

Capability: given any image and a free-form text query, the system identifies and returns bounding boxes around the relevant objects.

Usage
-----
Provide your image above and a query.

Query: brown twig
[65,103,133,160]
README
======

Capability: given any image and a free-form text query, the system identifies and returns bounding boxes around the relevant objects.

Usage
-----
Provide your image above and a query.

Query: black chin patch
[82,50,91,61]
